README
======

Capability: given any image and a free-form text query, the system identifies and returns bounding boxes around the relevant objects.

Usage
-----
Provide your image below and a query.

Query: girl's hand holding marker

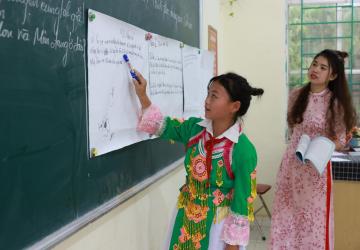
[122,54,151,109]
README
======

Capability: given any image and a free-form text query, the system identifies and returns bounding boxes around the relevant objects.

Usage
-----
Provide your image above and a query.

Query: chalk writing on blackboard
[137,0,193,30]
[0,1,86,67]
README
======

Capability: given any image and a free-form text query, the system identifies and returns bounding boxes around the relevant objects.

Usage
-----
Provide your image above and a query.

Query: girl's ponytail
[251,87,264,96]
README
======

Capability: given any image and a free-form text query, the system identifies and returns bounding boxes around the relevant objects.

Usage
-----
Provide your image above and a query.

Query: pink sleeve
[137,104,164,135]
[221,210,250,246]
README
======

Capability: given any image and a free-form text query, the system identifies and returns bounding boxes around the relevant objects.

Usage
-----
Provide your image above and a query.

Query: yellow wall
[220,0,287,211]
[200,0,224,72]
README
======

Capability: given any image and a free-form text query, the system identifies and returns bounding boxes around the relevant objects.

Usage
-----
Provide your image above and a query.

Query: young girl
[132,70,263,250]
[269,49,357,250]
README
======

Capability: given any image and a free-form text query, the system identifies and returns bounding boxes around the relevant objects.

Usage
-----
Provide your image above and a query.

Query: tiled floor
[247,215,271,250]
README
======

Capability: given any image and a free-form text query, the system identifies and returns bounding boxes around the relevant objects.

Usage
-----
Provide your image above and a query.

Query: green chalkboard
[0,1,199,249]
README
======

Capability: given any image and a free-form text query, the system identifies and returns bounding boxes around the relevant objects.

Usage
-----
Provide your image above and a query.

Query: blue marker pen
[123,54,139,80]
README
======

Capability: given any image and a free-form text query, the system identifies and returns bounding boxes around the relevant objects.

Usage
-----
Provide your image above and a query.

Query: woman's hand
[225,244,239,250]
[132,69,151,109]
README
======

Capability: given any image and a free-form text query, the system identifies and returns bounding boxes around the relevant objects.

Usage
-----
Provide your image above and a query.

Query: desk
[332,154,360,250]
[332,154,360,181]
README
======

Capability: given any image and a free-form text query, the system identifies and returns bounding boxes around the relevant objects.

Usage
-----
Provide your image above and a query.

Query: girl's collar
[197,118,242,143]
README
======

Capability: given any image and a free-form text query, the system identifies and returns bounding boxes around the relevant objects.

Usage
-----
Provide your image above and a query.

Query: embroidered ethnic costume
[138,105,258,249]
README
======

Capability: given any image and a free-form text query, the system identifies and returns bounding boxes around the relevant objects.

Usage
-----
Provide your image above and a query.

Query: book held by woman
[295,134,335,174]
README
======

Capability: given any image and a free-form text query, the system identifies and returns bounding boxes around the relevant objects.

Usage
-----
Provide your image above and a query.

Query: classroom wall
[53,1,222,249]
[200,0,224,72]
[220,0,288,212]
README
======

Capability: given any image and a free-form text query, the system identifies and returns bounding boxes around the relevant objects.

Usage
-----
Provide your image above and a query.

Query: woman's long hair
[288,49,357,138]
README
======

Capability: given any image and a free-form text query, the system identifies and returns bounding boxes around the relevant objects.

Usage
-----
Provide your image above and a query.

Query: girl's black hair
[208,72,264,118]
